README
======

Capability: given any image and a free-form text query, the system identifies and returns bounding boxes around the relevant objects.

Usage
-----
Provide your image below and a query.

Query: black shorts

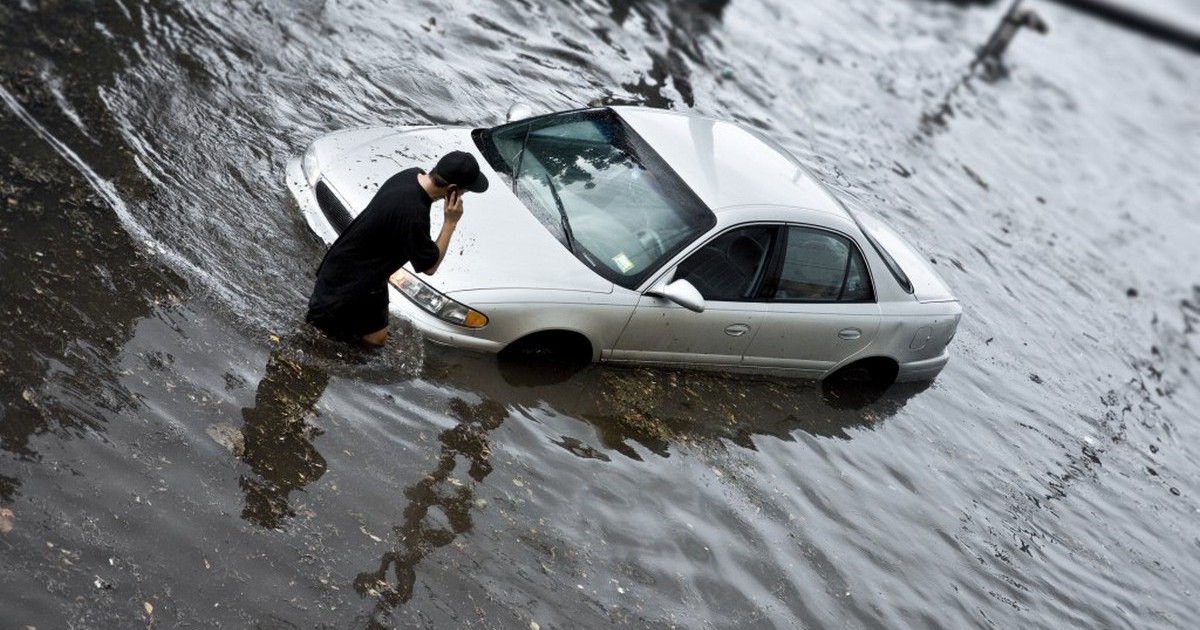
[306,287,389,340]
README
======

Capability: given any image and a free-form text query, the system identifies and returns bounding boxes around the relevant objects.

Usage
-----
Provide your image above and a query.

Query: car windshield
[473,108,716,289]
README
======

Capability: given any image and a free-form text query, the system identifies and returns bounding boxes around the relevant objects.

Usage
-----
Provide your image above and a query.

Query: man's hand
[444,189,464,225]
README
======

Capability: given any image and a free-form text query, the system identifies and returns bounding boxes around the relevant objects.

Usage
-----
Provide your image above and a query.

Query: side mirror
[506,103,534,123]
[645,277,705,313]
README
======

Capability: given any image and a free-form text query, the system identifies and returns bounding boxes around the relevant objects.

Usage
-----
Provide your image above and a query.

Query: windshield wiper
[542,172,575,254]
[511,124,532,191]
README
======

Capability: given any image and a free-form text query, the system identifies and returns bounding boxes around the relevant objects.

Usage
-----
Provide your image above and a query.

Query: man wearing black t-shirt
[306,151,489,346]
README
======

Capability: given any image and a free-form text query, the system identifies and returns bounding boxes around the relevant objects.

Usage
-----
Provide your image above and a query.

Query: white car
[287,106,960,384]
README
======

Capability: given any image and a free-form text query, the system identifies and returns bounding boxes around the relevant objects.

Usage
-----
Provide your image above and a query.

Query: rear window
[774,226,875,302]
[859,227,913,294]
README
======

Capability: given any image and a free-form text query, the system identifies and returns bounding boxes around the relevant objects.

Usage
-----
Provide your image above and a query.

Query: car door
[608,226,775,367]
[741,225,881,375]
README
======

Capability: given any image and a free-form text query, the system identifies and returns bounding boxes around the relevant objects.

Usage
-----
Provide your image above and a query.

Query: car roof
[610,106,851,219]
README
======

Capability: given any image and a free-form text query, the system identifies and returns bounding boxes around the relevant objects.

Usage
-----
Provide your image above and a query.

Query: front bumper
[285,158,340,245]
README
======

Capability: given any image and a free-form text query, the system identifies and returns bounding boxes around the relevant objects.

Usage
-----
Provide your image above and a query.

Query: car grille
[314,180,353,233]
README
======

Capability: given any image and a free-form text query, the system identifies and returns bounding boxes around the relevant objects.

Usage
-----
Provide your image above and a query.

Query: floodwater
[1,0,1198,628]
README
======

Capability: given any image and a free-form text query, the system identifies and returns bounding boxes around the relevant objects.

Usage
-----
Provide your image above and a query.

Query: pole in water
[917,0,1050,136]
[973,0,1049,71]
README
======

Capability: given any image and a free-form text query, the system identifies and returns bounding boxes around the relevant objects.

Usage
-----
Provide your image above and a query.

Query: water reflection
[342,349,929,621]
[354,397,507,624]
[438,350,932,455]
[229,331,421,530]
[237,350,330,529]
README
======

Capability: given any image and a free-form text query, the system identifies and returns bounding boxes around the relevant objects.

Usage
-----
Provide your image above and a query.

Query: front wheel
[497,332,592,386]
[498,331,592,366]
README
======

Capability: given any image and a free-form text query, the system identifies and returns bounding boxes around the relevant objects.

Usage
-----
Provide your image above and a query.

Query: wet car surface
[1,1,1198,628]
[292,106,961,381]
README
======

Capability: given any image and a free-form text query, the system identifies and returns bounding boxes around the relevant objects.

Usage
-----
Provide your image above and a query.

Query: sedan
[286,106,961,384]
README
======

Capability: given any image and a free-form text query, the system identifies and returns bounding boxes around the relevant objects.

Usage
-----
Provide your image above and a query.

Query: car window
[774,227,874,302]
[475,108,716,289]
[675,226,774,301]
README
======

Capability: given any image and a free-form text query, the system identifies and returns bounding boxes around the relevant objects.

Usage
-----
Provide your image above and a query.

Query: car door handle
[838,328,862,340]
[725,324,751,337]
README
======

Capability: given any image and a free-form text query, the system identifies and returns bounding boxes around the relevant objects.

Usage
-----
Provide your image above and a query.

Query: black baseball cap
[432,151,489,193]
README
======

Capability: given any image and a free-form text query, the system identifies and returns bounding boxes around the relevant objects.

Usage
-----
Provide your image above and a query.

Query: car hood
[317,127,613,296]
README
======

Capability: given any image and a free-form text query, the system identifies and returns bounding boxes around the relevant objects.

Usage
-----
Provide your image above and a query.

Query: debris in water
[962,164,990,191]
[205,423,245,456]
[421,17,446,35]
[0,508,13,534]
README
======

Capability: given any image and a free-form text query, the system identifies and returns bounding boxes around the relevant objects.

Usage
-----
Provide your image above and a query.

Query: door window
[774,227,873,302]
[674,226,774,301]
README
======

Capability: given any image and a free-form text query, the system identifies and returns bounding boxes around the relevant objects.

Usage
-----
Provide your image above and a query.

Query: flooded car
[287,106,961,383]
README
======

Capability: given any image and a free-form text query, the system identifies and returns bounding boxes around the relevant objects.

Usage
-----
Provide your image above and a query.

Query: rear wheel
[826,358,897,386]
[821,357,898,408]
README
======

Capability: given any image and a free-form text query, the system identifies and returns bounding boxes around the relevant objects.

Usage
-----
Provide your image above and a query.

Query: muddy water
[2,0,1198,628]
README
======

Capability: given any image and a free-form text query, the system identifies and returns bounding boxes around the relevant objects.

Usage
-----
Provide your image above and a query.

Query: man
[306,150,488,346]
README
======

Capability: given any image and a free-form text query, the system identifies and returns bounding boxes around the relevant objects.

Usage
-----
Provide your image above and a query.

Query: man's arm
[423,189,465,276]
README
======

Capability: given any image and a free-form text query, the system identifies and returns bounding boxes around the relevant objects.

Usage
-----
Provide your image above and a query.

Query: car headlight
[301,142,321,187]
[390,270,489,329]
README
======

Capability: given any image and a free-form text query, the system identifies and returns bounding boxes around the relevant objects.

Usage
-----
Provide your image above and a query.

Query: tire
[498,331,592,366]
[821,358,898,409]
